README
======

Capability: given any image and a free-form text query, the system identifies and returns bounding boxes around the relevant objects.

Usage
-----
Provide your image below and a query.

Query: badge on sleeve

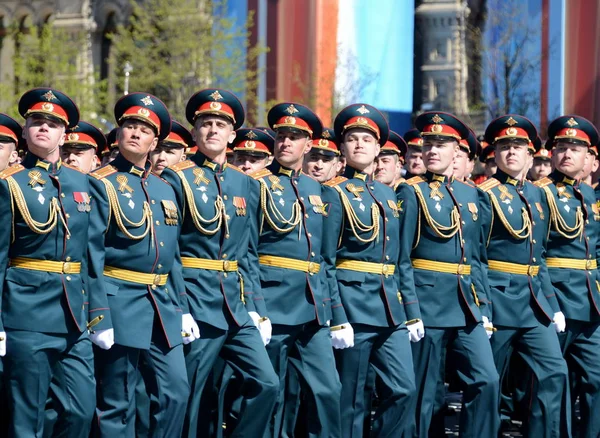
[535,202,545,220]
[467,202,478,221]
[387,199,399,218]
[233,196,247,216]
[73,192,91,212]
[161,200,178,225]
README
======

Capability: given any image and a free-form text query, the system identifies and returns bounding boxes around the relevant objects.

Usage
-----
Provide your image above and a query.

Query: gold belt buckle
[153,274,161,286]
[307,261,317,275]
[62,262,72,274]
[457,264,465,275]
[223,260,231,271]
[586,260,593,270]
[381,264,390,277]
[527,265,536,276]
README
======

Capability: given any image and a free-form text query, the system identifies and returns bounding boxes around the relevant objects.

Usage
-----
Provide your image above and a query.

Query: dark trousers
[4,329,95,438]
[412,324,499,438]
[336,324,416,438]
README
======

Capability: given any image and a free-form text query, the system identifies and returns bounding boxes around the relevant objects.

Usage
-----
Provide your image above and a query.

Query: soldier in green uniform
[453,130,480,184]
[249,102,343,438]
[324,103,419,437]
[375,130,407,189]
[149,120,193,175]
[0,88,96,437]
[62,121,106,174]
[403,128,425,179]
[534,114,600,437]
[231,127,274,174]
[0,114,22,171]
[160,89,278,438]
[89,92,192,437]
[478,114,570,436]
[302,127,343,183]
[396,111,500,438]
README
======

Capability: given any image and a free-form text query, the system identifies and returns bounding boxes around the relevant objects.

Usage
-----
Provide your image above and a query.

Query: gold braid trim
[542,186,584,239]
[101,178,153,242]
[258,179,302,237]
[176,169,228,237]
[413,184,460,239]
[6,176,70,242]
[334,186,380,243]
[488,191,531,240]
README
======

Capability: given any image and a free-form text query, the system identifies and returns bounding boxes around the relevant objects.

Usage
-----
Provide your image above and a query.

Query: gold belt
[488,260,539,276]
[181,257,239,271]
[259,255,320,274]
[546,257,597,270]
[104,266,168,286]
[411,258,471,275]
[10,257,81,274]
[336,259,395,277]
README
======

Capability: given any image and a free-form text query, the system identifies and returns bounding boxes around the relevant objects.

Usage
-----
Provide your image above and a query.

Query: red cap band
[25,102,68,125]
[119,106,161,131]
[194,101,235,124]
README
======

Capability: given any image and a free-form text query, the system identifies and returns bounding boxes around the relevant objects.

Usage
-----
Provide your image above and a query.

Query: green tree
[108,0,268,125]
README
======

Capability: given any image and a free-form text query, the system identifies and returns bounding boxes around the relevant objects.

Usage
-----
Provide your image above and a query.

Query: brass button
[532,240,536,244]
[63,262,72,273]
[160,242,164,247]
[532,258,536,262]
[224,195,228,200]
[385,255,390,261]
[532,221,536,226]
[461,221,465,225]
[305,214,309,218]
[457,265,465,275]
[66,235,71,240]
[307,233,312,238]
[82,305,85,310]
[158,264,162,269]
[151,285,157,290]
[386,236,390,241]
[459,203,463,207]
[65,214,70,218]
[311,252,315,257]
[145,182,148,186]
[60,193,65,198]
[82,289,85,294]
[463,257,467,262]
[223,272,228,278]
[155,221,160,225]
[220,177,224,181]
[66,256,71,262]
[300,197,304,201]
[223,260,231,271]
[165,288,168,294]
[151,200,156,204]
[66,275,71,281]
[385,217,388,222]
[222,254,227,259]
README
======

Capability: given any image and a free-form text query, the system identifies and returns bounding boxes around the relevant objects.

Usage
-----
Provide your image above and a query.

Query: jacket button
[66,276,71,281]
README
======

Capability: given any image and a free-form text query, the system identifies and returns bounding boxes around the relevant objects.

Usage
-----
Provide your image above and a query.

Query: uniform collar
[23,152,62,174]
[112,153,151,178]
[551,170,577,186]
[425,171,451,184]
[343,165,371,182]
[191,152,226,173]
[494,169,522,187]
[269,160,302,178]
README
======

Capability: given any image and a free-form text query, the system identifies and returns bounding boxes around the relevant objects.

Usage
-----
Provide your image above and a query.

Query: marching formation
[0,86,598,438]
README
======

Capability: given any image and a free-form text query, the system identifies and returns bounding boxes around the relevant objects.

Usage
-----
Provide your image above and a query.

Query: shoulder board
[323,175,347,187]
[90,164,117,180]
[250,168,272,180]
[593,182,599,190]
[406,175,426,186]
[533,176,553,188]
[0,164,24,180]
[62,162,84,173]
[477,177,500,192]
[168,160,195,172]
[225,163,246,175]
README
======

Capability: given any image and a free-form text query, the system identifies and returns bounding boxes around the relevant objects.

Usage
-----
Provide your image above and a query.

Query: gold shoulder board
[168,160,195,172]
[406,175,426,186]
[225,163,246,175]
[250,168,272,180]
[477,177,500,192]
[323,176,348,187]
[90,164,117,180]
[0,164,24,180]
[62,162,84,173]
[533,176,553,188]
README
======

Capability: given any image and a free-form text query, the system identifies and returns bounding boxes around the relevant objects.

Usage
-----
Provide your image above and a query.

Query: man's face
[0,141,18,171]
[484,160,497,177]
[233,152,269,174]
[340,128,380,169]
[149,145,184,175]
[422,138,457,174]
[404,147,426,175]
[192,115,236,156]
[61,146,97,174]
[274,129,311,168]
[529,158,552,181]
[23,115,66,153]
[495,139,530,176]
[452,148,470,180]
[552,141,588,178]
[579,151,599,181]
[303,150,341,183]
[374,154,400,186]
[118,119,158,159]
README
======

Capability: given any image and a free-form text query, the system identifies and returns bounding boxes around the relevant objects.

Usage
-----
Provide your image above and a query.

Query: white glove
[0,332,6,356]
[326,320,331,327]
[482,316,494,340]
[182,313,200,345]
[258,317,272,346]
[407,320,425,342]
[330,323,354,349]
[553,312,566,333]
[90,328,115,350]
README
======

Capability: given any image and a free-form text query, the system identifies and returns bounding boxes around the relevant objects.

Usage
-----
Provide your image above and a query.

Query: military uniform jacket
[323,166,418,328]
[536,171,600,322]
[161,153,262,331]
[0,154,97,334]
[251,161,331,326]
[478,170,558,328]
[396,172,491,328]
[88,154,185,349]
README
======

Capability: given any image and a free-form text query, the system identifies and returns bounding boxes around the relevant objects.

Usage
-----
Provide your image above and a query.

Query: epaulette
[250,168,272,180]
[406,175,426,186]
[477,177,500,192]
[90,164,117,180]
[62,162,84,173]
[0,164,24,180]
[533,176,553,188]
[323,175,347,187]
[593,182,599,190]
[393,178,406,190]
[225,163,245,175]
[168,160,195,172]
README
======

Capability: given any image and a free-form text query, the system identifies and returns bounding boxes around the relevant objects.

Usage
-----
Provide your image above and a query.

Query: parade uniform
[537,114,600,437]
[324,103,418,437]
[396,112,499,438]
[478,114,570,437]
[160,89,278,438]
[89,93,189,437]
[0,88,97,438]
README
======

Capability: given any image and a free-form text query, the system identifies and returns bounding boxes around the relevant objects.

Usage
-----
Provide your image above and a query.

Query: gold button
[223,260,231,271]
[385,217,388,222]
[152,285,157,290]
[66,276,71,281]
[457,265,464,275]
[370,186,374,190]
[220,177,224,181]
[461,221,465,225]
[165,288,168,294]
[293,180,298,185]
[67,235,70,240]
[66,256,71,262]
[222,254,228,259]
[60,193,65,198]
[587,236,590,240]
[153,275,161,285]
[300,197,304,201]
[449,187,453,191]
[532,258,536,262]
[160,242,164,247]
[459,203,463,207]
[305,214,309,218]
[155,221,160,225]
[82,289,85,294]
[311,252,315,257]
[225,234,230,239]
[82,305,85,310]
[158,264,162,269]
[308,233,312,237]
[223,195,228,200]
[463,257,467,262]
[152,200,156,204]
[223,272,228,278]
[145,182,148,186]
[532,221,536,226]
[386,236,390,241]
[55,176,59,180]
[65,213,70,218]
[532,240,536,244]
